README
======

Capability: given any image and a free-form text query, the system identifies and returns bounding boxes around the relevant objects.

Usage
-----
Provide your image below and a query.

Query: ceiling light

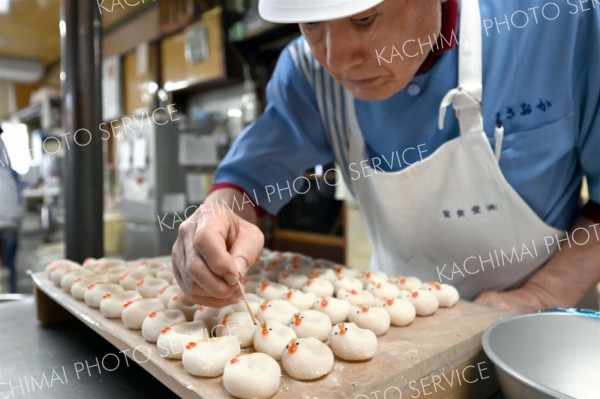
[0,0,10,14]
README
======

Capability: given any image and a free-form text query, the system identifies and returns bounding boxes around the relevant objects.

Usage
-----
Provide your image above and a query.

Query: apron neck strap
[438,0,484,137]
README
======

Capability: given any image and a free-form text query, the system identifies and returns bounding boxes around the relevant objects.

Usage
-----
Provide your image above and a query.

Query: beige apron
[339,0,563,300]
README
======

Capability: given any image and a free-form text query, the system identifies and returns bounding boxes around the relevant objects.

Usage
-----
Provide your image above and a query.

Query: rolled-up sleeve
[214,42,333,215]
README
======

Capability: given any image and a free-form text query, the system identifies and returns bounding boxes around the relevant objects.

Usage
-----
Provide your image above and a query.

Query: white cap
[259,0,385,24]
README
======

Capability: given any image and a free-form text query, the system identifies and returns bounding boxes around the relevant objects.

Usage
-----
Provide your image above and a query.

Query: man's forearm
[523,216,600,308]
[204,188,259,225]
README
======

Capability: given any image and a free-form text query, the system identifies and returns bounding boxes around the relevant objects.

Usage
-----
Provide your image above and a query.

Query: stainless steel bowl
[482,310,600,399]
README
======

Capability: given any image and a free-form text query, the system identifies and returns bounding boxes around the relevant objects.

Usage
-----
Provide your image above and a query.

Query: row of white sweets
[44,250,459,399]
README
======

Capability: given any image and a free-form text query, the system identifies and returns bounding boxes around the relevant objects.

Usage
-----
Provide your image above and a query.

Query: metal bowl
[482,310,600,399]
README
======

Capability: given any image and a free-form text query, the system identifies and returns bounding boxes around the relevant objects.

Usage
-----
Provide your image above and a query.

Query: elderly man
[172,0,600,312]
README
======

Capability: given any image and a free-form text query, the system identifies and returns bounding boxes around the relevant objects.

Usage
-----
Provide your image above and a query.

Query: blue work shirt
[215,0,600,232]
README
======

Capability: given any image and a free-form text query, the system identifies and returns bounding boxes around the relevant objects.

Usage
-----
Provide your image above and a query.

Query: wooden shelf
[274,229,345,248]
[271,202,346,263]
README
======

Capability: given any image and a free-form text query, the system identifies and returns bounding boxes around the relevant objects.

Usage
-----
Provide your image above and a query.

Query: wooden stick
[237,277,258,325]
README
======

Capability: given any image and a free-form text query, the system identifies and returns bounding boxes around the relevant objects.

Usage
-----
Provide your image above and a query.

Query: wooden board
[32,271,511,399]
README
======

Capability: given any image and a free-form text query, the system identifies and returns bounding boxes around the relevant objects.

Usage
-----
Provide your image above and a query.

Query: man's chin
[349,87,397,102]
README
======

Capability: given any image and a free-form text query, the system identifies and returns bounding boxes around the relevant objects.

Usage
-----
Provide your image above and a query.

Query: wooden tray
[32,271,510,399]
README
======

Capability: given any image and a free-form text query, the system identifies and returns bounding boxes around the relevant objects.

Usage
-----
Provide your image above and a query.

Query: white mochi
[265,265,286,281]
[223,353,281,399]
[214,312,257,348]
[70,276,109,300]
[193,305,222,330]
[281,337,334,381]
[366,281,401,299]
[253,320,297,360]
[379,298,416,326]
[333,265,361,278]
[389,276,422,291]
[313,296,351,324]
[230,296,261,315]
[336,288,375,306]
[280,252,312,267]
[256,281,289,300]
[348,305,390,336]
[141,309,187,343]
[92,258,128,273]
[100,266,129,284]
[99,290,143,318]
[288,310,332,342]
[155,269,175,284]
[147,256,171,267]
[122,298,166,330]
[301,278,334,297]
[421,282,460,307]
[242,278,260,294]
[282,289,316,310]
[360,271,388,286]
[182,336,241,378]
[133,260,163,276]
[256,299,298,325]
[333,276,364,295]
[309,268,337,282]
[330,322,377,361]
[407,290,439,316]
[156,321,210,359]
[157,285,181,306]
[135,277,170,298]
[277,272,309,289]
[81,257,97,270]
[313,258,336,270]
[208,305,235,328]
[84,283,124,308]
[287,264,314,277]
[119,270,153,290]
[60,269,93,292]
[277,254,310,269]
[243,292,263,303]
[47,261,80,286]
[167,292,198,321]
[46,259,78,274]
[123,258,147,268]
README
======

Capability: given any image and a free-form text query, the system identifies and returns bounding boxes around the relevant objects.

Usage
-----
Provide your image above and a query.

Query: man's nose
[324,22,364,74]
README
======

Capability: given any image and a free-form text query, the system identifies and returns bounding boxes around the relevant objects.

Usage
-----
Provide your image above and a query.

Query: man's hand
[476,217,600,313]
[475,286,549,314]
[171,199,264,307]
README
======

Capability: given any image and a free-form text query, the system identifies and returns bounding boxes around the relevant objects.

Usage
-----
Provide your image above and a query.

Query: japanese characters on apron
[310,0,564,300]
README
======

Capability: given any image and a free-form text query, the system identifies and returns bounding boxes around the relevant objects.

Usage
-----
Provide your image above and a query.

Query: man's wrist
[522,277,561,310]
[204,187,261,225]
[208,183,266,219]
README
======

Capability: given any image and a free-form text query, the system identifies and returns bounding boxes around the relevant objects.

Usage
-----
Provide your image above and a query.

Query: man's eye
[302,22,322,31]
[351,15,376,27]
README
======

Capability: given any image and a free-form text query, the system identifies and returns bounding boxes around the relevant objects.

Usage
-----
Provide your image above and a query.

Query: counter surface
[0,297,178,399]
[1,292,508,399]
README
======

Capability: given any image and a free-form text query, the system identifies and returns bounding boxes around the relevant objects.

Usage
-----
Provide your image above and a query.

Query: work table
[0,297,178,399]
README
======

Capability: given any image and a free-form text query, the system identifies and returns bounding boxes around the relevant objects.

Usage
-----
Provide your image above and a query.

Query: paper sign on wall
[102,56,122,121]
[137,42,149,75]
[178,134,218,166]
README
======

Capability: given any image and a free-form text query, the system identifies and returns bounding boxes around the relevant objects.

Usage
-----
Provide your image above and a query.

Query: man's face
[300,0,446,101]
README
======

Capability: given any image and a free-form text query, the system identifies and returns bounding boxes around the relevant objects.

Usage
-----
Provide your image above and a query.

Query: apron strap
[438,0,484,138]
